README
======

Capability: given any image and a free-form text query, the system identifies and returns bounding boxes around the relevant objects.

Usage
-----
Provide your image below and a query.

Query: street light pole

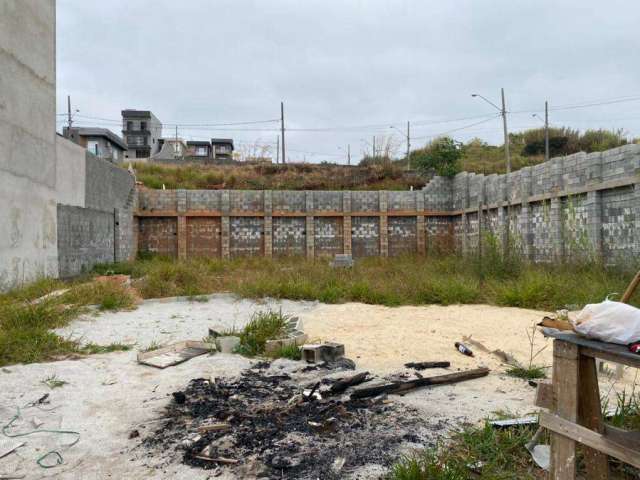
[544,100,549,162]
[406,121,411,170]
[500,88,511,174]
[471,88,511,174]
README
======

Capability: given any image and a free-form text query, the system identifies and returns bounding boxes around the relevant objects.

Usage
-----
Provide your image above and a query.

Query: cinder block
[302,342,345,363]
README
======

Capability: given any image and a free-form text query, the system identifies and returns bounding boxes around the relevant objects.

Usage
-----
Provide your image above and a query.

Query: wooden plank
[605,425,640,451]
[544,331,640,369]
[534,380,553,409]
[550,340,579,480]
[621,270,640,303]
[541,412,640,469]
[578,356,609,479]
[350,367,489,399]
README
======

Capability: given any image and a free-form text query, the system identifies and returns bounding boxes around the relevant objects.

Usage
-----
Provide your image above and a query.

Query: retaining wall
[135,145,640,265]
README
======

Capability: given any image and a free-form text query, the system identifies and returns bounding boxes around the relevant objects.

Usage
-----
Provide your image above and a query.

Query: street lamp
[472,88,511,173]
[532,100,550,161]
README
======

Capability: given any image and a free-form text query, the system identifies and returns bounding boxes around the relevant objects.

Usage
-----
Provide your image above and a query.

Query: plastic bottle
[455,342,474,357]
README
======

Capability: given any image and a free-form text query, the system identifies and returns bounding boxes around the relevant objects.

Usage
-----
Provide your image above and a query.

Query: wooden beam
[541,412,640,469]
[578,356,609,479]
[550,340,579,479]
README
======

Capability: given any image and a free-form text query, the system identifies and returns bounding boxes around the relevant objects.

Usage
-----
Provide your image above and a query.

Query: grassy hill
[131,162,427,191]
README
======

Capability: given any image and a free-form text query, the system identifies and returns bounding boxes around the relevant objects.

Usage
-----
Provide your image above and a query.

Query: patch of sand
[302,303,553,374]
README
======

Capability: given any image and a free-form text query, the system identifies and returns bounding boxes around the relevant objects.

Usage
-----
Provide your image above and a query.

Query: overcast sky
[56,0,640,163]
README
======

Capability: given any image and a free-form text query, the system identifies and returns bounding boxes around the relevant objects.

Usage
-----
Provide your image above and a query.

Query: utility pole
[372,136,376,158]
[544,100,550,162]
[280,101,286,164]
[501,87,511,174]
[276,136,279,164]
[406,120,411,170]
[347,144,351,166]
[66,95,72,137]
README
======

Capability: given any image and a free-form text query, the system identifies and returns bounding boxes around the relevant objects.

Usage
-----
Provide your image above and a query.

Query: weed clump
[236,310,289,357]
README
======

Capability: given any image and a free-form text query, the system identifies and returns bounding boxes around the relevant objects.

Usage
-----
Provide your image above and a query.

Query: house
[151,138,190,162]
[186,140,212,159]
[211,138,234,162]
[62,127,127,163]
[121,110,163,159]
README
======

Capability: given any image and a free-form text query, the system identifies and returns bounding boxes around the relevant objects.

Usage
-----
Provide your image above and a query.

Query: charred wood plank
[404,361,450,370]
[329,372,370,394]
[350,367,490,399]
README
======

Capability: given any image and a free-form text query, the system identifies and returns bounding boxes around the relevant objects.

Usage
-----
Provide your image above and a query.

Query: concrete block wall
[442,144,640,265]
[57,205,115,277]
[132,144,639,266]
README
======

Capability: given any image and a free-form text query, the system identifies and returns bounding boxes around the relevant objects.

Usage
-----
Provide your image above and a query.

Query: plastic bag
[573,300,640,345]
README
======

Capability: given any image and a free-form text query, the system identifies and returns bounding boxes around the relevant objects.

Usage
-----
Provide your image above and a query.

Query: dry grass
[132,162,424,190]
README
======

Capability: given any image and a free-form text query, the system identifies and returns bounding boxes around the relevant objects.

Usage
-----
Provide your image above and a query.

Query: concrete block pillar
[416,191,426,255]
[263,191,273,258]
[477,175,485,253]
[585,190,603,260]
[221,191,230,258]
[342,191,352,255]
[550,197,564,262]
[379,191,389,257]
[305,191,314,258]
[176,190,187,260]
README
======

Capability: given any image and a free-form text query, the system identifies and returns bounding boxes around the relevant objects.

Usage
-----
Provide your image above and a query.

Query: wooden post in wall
[263,191,273,258]
[305,191,314,258]
[379,191,389,257]
[416,191,426,255]
[221,191,230,258]
[343,191,352,255]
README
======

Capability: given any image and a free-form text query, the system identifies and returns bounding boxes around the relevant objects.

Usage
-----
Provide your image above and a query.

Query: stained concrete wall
[0,0,58,290]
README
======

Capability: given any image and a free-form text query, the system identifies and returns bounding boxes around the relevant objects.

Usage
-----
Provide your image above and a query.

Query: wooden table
[542,331,640,479]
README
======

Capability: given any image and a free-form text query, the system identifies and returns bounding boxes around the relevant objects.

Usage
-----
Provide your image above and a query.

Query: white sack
[573,300,640,345]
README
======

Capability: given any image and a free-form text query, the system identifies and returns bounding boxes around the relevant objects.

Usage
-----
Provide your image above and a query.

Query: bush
[411,137,461,177]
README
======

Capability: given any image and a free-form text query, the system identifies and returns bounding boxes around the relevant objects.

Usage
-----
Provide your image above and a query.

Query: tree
[410,136,461,177]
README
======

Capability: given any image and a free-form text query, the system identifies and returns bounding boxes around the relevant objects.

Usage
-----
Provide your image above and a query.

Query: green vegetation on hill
[409,127,635,176]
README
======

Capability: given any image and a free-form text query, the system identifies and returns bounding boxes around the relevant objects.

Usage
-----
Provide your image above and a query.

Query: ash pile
[142,361,441,479]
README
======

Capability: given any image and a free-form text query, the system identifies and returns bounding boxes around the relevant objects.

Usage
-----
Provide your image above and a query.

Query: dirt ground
[0,296,637,479]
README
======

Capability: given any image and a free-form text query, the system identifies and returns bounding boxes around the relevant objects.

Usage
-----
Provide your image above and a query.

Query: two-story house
[62,127,127,163]
[186,140,212,160]
[121,110,163,159]
[211,138,234,162]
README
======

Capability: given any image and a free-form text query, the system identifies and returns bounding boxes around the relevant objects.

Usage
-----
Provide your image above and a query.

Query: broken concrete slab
[137,341,214,368]
[215,336,241,354]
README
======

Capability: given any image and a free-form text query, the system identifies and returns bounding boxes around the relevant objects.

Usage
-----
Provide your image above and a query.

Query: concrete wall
[135,145,639,266]
[0,0,58,290]
[443,145,640,266]
[0,1,139,288]
[55,149,136,277]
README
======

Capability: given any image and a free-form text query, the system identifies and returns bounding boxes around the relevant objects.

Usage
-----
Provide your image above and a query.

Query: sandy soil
[0,296,636,479]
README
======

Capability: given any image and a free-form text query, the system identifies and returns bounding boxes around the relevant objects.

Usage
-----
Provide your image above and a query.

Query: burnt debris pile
[143,364,432,479]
